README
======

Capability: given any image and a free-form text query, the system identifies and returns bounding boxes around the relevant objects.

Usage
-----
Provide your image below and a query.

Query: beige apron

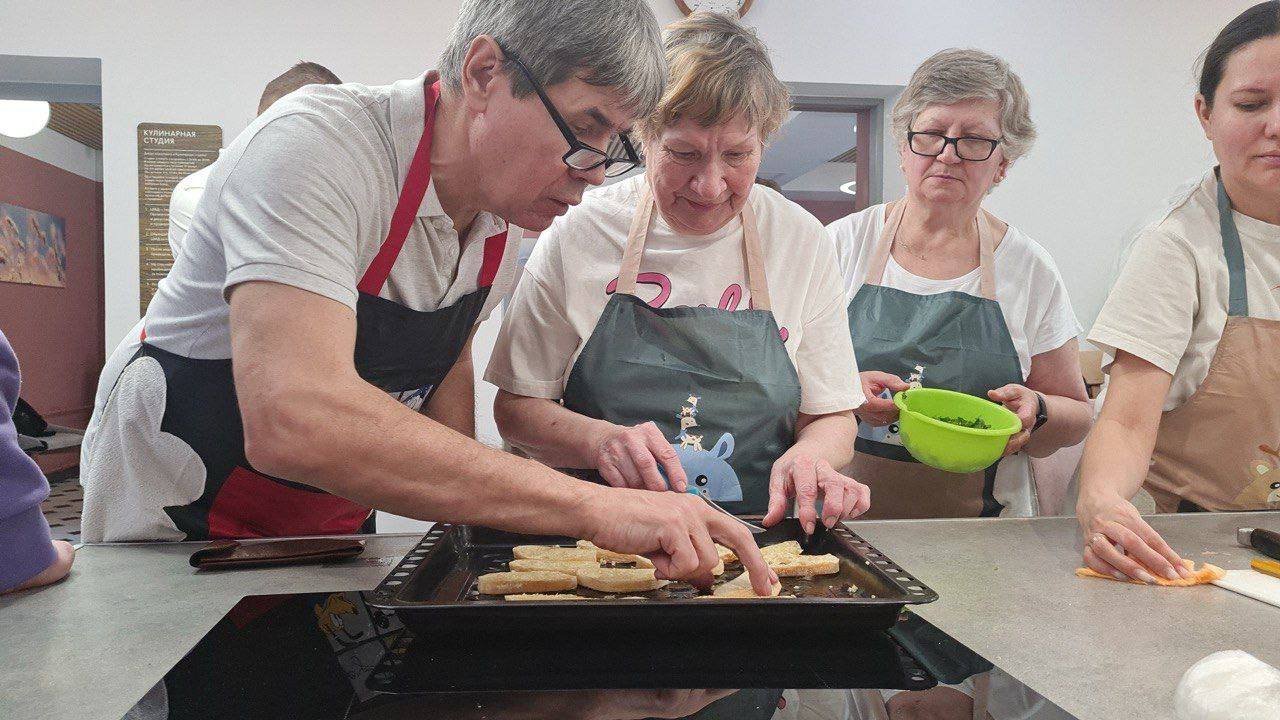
[1146,175,1280,514]
[846,201,1024,520]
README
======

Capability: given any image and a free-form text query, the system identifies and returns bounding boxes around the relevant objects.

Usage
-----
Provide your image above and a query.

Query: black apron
[142,78,508,539]
[561,183,800,514]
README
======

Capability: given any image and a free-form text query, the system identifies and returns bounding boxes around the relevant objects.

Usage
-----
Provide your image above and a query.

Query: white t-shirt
[828,204,1082,379]
[826,203,1083,517]
[168,161,214,257]
[139,72,519,361]
[1090,170,1280,411]
[484,175,865,416]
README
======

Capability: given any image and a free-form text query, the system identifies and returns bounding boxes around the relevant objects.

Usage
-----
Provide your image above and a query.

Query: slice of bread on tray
[478,570,576,595]
[712,570,782,598]
[771,553,841,577]
[512,545,598,562]
[509,558,601,573]
[576,566,670,593]
[503,593,588,601]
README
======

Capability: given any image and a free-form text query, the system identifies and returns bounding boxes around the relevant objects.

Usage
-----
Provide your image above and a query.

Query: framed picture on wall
[0,201,67,288]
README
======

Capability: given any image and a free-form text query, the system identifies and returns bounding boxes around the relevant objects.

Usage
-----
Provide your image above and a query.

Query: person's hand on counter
[763,455,871,533]
[856,371,910,426]
[2,540,75,596]
[592,421,689,493]
[1077,491,1191,583]
[578,486,778,595]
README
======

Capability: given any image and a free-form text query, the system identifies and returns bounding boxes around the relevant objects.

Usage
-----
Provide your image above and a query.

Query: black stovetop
[120,591,1077,719]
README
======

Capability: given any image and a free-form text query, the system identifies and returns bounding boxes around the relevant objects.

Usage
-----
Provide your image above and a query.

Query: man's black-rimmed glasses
[501,46,641,177]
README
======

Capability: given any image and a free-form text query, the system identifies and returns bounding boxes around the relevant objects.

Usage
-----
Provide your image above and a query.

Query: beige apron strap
[739,194,772,312]
[869,200,1001,301]
[976,209,1000,302]
[616,181,656,296]
[866,200,904,286]
[617,182,771,310]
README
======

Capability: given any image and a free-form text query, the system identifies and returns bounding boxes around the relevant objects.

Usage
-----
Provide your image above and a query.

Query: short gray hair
[438,0,666,118]
[891,48,1036,163]
[638,11,791,143]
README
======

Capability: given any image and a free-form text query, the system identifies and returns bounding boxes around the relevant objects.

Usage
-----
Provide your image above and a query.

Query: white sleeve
[482,223,579,400]
[217,112,369,310]
[1027,247,1083,357]
[795,225,865,415]
[167,178,203,258]
[1088,228,1198,375]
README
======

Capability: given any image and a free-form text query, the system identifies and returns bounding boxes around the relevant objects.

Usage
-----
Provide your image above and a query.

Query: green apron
[846,200,1023,518]
[561,182,800,514]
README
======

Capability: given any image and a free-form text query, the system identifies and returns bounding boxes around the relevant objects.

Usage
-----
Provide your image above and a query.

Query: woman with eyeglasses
[826,49,1093,520]
[1078,2,1280,585]
[485,12,871,531]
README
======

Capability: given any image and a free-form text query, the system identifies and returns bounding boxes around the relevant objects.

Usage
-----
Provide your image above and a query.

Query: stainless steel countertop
[2,513,1277,720]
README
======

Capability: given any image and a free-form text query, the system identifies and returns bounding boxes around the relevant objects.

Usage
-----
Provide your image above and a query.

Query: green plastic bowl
[892,388,1022,473]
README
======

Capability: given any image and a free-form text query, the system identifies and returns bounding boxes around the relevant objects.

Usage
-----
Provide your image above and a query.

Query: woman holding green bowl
[826,48,1094,519]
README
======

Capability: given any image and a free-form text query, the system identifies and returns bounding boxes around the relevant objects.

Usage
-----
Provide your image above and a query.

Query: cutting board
[1213,570,1280,609]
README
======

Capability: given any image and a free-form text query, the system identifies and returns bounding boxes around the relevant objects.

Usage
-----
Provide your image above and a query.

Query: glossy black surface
[120,591,1078,720]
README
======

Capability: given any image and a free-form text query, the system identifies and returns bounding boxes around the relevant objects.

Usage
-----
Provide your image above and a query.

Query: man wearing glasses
[80,0,777,595]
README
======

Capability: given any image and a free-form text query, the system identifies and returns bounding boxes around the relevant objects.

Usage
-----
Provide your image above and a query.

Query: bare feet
[3,540,75,595]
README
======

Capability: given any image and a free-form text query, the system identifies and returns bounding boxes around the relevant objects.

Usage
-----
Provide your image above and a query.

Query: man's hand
[579,488,778,595]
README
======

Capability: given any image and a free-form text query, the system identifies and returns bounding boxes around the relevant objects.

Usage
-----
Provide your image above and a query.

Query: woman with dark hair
[1077,1,1280,583]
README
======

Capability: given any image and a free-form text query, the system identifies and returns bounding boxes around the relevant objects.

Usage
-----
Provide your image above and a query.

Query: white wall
[0,129,102,181]
[2,0,467,353]
[2,0,1259,450]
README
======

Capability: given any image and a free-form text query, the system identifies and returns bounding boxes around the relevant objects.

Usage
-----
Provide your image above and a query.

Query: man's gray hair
[891,48,1037,163]
[439,0,666,118]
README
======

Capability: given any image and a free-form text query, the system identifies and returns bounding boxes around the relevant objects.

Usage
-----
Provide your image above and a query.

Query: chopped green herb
[934,415,991,429]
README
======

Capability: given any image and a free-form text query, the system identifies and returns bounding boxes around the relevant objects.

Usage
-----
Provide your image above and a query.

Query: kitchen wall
[0,136,104,429]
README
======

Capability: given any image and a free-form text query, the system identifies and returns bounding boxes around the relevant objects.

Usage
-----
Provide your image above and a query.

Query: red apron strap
[357,79,441,296]
[478,228,508,288]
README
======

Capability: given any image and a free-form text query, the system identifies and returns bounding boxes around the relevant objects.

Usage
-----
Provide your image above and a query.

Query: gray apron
[846,200,1023,518]
[561,183,800,515]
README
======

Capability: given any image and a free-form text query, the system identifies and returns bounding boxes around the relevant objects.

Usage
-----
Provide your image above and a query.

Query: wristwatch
[1031,392,1049,433]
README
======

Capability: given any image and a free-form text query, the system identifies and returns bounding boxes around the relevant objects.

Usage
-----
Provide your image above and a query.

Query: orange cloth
[1075,558,1226,586]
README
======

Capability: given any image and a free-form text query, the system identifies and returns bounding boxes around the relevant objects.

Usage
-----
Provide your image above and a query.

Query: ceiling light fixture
[0,100,51,138]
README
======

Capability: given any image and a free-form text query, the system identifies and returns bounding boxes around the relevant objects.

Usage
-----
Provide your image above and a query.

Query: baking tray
[368,519,937,634]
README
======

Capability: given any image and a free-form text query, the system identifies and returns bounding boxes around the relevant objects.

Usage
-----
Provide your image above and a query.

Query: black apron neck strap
[1215,169,1249,317]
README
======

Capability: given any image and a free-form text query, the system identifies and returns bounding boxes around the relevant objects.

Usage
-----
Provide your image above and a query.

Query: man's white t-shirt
[1090,170,1280,411]
[80,73,520,541]
[485,175,865,416]
[826,203,1082,517]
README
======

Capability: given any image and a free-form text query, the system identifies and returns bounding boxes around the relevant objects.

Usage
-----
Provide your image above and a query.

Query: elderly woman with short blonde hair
[827,48,1093,520]
[486,12,871,531]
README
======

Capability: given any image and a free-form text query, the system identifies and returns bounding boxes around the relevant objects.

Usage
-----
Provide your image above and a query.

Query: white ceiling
[757,110,857,199]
